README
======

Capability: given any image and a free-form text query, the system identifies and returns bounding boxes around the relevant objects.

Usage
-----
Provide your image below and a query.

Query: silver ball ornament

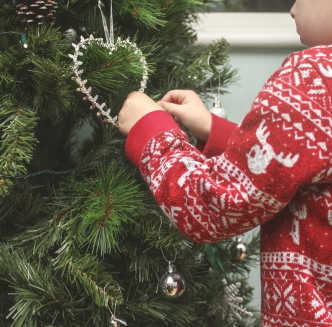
[159,264,186,298]
[231,239,248,260]
[209,98,227,119]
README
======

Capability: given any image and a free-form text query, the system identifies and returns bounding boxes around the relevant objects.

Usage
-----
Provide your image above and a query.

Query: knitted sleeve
[127,48,332,244]
[196,114,237,158]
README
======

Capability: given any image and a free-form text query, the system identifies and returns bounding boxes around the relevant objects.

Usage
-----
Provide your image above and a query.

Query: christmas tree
[0,0,260,326]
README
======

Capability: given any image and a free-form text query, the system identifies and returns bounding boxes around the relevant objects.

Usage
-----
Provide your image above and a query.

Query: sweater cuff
[196,114,237,158]
[125,110,181,168]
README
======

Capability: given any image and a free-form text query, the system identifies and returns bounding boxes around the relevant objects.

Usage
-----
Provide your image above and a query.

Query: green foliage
[76,39,150,99]
[0,96,37,197]
[79,163,144,255]
[0,245,75,327]
[30,54,74,117]
[0,27,78,120]
[0,0,260,326]
[119,0,167,29]
[0,246,120,327]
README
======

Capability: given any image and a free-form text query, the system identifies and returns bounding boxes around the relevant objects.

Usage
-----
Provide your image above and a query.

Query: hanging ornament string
[154,212,186,298]
[211,75,221,106]
[102,282,127,326]
[207,55,227,119]
[109,0,114,44]
[209,75,227,119]
[108,305,127,327]
[157,215,178,265]
[69,1,148,127]
[98,0,114,44]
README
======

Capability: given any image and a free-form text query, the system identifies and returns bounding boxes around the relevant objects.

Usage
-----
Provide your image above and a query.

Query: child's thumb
[158,101,181,117]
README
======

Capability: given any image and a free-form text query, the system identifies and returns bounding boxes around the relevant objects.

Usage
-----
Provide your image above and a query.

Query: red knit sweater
[125,45,332,327]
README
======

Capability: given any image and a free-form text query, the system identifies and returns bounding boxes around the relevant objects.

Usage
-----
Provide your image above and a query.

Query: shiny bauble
[209,98,227,119]
[159,264,186,298]
[231,239,248,260]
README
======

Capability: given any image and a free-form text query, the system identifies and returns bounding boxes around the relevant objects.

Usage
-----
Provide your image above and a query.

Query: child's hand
[118,91,163,135]
[158,90,212,141]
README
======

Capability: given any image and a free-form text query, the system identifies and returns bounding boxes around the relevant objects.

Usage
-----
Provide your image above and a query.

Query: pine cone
[16,0,58,26]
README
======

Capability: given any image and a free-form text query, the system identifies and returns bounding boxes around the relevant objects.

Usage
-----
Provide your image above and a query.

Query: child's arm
[119,49,332,244]
[120,52,332,244]
[124,105,329,243]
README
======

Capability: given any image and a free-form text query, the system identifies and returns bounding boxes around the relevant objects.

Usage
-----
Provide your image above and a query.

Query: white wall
[195,13,304,310]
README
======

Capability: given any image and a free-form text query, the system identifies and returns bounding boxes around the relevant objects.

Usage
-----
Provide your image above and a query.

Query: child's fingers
[160,90,183,104]
[158,101,184,118]
[160,89,196,105]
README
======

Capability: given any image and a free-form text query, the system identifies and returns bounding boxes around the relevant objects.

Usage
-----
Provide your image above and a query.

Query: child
[118,0,332,326]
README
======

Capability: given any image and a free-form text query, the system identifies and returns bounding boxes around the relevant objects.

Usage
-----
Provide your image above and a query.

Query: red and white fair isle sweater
[126,46,332,326]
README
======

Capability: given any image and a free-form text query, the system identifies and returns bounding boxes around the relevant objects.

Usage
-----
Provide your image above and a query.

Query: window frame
[195,12,303,48]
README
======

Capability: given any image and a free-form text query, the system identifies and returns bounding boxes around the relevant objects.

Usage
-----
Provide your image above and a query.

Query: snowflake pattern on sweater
[126,46,332,326]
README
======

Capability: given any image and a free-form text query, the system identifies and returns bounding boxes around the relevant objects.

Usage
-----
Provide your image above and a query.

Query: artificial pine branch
[64,255,124,307]
[0,245,73,327]
[0,26,78,120]
[0,96,37,197]
[77,39,152,97]
[163,0,206,20]
[30,54,75,119]
[77,162,145,255]
[0,1,260,326]
[5,205,70,259]
[119,0,166,30]
[126,299,197,326]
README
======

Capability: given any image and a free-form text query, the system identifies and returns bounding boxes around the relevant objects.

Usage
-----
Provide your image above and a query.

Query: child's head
[290,0,332,48]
